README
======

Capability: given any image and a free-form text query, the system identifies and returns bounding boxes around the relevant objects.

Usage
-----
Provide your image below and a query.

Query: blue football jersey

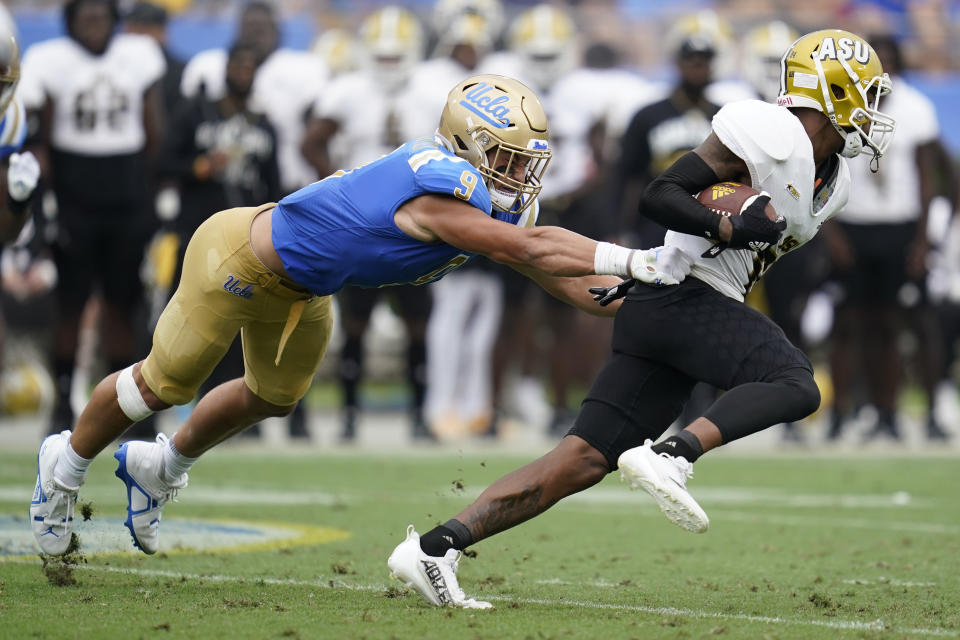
[272,137,535,296]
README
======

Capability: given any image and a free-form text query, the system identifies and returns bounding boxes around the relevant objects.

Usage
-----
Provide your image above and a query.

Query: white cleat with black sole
[618,439,709,533]
[387,525,492,609]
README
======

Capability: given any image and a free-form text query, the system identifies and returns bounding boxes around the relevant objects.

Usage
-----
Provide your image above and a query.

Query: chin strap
[840,130,863,158]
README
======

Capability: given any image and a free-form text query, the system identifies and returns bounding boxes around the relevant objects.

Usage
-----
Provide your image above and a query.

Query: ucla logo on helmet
[816,36,870,64]
[460,82,511,129]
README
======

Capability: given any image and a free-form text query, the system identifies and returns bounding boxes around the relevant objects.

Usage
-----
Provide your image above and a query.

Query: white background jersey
[666,100,850,300]
[404,57,475,140]
[313,70,418,170]
[19,34,165,155]
[841,77,938,224]
[480,53,662,201]
[181,48,328,191]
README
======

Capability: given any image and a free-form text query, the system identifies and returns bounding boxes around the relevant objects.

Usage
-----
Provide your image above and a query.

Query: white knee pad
[116,365,155,422]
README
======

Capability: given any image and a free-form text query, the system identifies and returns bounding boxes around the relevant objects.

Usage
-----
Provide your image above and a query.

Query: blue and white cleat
[387,525,492,609]
[114,433,187,555]
[30,430,79,555]
[618,439,709,533]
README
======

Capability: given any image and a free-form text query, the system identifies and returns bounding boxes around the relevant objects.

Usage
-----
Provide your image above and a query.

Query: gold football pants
[141,204,333,407]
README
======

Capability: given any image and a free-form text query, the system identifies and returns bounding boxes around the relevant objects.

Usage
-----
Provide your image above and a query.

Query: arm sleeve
[640,151,723,239]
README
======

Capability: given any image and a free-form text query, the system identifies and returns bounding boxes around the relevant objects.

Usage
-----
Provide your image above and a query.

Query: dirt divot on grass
[40,533,87,587]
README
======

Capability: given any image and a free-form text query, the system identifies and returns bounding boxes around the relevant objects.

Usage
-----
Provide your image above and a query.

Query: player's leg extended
[389,435,610,608]
[31,208,250,555]
[615,282,820,531]
[174,293,333,457]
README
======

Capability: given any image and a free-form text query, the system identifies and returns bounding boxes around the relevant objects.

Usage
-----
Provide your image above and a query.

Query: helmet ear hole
[453,135,469,152]
[830,84,845,100]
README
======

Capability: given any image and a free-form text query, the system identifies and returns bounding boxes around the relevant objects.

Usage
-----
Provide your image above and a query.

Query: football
[695,181,778,221]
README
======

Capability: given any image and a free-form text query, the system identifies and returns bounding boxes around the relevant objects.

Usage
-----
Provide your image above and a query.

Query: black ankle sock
[419,519,473,557]
[651,430,704,463]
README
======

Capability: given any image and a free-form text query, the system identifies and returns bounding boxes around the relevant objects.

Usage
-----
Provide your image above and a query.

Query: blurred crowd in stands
[2,0,959,447]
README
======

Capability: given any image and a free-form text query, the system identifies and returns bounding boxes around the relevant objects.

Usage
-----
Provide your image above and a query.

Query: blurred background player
[0,2,49,418]
[302,6,433,442]
[123,1,184,119]
[414,6,505,439]
[825,33,953,442]
[157,39,280,437]
[737,20,831,443]
[180,1,326,440]
[180,1,326,195]
[615,12,728,429]
[19,0,165,438]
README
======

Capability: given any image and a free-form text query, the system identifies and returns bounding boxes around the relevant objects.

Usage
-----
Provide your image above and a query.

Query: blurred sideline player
[181,1,327,440]
[738,20,831,443]
[389,29,896,609]
[0,3,47,416]
[302,6,434,442]
[20,0,165,437]
[410,6,505,438]
[615,12,728,428]
[825,34,951,442]
[485,4,619,435]
[30,74,692,558]
[0,3,40,243]
[180,1,326,195]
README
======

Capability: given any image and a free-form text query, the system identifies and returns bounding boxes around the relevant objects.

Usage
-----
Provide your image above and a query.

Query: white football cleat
[114,433,187,554]
[387,525,492,609]
[618,439,709,533]
[30,430,79,555]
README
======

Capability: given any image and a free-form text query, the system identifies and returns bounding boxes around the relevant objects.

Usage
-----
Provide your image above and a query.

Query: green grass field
[1,447,958,639]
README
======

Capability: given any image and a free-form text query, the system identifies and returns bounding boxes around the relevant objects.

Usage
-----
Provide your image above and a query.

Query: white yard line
[70,564,957,637]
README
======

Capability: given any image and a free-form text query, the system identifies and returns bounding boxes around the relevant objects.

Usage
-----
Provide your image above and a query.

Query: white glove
[629,246,694,286]
[8,151,40,202]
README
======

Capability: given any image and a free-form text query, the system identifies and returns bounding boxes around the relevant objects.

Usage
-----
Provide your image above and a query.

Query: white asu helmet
[743,21,799,102]
[358,6,424,89]
[437,74,551,214]
[508,4,577,91]
[777,29,895,164]
[0,3,20,115]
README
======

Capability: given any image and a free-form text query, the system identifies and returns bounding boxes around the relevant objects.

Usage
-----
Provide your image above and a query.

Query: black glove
[702,194,785,258]
[589,278,635,306]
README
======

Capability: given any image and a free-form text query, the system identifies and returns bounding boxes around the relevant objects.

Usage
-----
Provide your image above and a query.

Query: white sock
[53,438,91,491]
[162,436,199,483]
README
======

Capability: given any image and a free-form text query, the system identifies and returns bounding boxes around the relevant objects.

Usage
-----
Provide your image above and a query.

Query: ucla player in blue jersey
[29,74,693,556]
[0,7,40,244]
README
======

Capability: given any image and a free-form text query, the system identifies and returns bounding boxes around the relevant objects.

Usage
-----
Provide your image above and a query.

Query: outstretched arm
[511,263,622,316]
[397,194,692,286]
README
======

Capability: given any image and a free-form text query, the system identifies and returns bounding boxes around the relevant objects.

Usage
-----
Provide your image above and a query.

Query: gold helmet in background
[311,28,360,77]
[437,74,550,214]
[358,6,424,89]
[778,29,895,162]
[508,4,577,92]
[743,20,799,103]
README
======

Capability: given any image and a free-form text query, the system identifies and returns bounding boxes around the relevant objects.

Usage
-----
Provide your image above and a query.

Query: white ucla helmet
[437,74,551,214]
[358,6,424,89]
[777,29,895,163]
